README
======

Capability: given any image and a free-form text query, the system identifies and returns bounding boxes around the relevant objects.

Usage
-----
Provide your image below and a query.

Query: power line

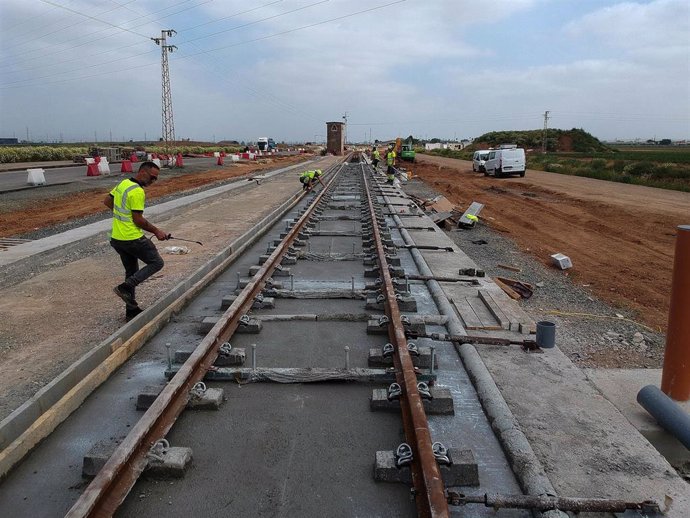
[0,0,407,89]
[38,0,151,40]
[0,0,131,52]
[179,0,330,46]
[0,0,201,68]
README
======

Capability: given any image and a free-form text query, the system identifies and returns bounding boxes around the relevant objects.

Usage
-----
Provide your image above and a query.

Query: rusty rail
[66,163,345,518]
[361,165,450,518]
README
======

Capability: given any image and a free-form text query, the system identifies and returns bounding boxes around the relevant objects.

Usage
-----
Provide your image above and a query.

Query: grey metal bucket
[536,321,556,348]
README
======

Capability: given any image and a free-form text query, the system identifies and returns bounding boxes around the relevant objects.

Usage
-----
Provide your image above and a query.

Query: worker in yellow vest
[371,147,381,169]
[386,147,396,172]
[299,169,325,192]
[104,161,168,321]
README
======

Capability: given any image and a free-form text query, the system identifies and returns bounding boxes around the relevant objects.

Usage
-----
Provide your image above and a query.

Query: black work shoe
[125,306,143,322]
[114,283,136,306]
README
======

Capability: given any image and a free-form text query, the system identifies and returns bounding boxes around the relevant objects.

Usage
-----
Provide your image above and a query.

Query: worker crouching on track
[299,169,325,192]
[104,161,169,322]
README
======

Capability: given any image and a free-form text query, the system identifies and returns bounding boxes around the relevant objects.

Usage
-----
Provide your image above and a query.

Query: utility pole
[342,112,348,146]
[152,29,177,157]
[542,110,550,153]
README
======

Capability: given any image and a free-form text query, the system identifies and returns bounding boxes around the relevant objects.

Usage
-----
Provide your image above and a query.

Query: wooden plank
[493,278,521,300]
[478,289,509,330]
[466,296,503,330]
[480,288,530,332]
[453,298,484,330]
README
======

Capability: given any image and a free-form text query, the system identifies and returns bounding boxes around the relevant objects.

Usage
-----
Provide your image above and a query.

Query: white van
[472,150,491,172]
[484,147,526,177]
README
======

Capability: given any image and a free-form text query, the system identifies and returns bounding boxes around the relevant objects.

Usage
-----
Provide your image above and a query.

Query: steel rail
[361,164,450,518]
[66,162,346,518]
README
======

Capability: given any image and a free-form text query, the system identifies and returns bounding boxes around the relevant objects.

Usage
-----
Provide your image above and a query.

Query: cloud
[565,0,690,52]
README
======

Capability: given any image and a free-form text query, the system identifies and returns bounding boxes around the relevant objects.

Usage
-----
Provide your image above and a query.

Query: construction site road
[412,153,690,333]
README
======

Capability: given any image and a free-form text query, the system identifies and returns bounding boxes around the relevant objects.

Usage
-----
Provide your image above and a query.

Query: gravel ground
[402,178,665,369]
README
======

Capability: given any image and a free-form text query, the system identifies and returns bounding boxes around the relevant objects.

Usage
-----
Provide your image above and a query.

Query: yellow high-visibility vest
[110,178,145,240]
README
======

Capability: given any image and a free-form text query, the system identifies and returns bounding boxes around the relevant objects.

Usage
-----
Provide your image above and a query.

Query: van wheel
[519,171,525,177]
[484,170,489,177]
[496,168,503,178]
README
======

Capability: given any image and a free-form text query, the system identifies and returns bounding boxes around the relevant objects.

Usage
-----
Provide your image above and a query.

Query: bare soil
[412,154,690,333]
[0,156,309,237]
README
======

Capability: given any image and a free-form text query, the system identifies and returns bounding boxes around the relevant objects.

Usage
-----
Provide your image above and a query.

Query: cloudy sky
[0,0,688,144]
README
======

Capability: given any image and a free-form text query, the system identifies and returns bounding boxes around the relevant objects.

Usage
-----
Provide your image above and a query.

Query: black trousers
[110,237,164,301]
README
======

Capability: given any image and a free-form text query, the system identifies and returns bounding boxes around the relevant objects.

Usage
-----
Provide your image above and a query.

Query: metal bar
[449,492,659,513]
[66,164,344,518]
[361,165,449,518]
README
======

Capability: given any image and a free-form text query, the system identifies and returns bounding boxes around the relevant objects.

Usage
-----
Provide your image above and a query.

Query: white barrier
[230,154,240,162]
[213,151,220,158]
[26,168,46,186]
[152,158,161,168]
[85,157,95,165]
[97,157,110,175]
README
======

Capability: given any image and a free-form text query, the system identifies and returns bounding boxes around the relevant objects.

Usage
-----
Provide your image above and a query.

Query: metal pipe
[251,344,257,370]
[637,384,690,449]
[661,225,690,400]
[448,492,659,513]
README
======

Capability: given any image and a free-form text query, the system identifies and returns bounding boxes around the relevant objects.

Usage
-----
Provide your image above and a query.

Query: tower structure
[542,110,550,153]
[152,30,177,154]
[326,121,344,155]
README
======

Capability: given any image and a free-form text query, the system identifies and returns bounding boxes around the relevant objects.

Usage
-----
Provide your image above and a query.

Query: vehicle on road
[257,137,277,152]
[472,150,491,172]
[484,146,526,177]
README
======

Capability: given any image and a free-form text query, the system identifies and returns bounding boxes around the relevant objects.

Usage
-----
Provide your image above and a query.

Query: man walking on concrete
[104,161,168,321]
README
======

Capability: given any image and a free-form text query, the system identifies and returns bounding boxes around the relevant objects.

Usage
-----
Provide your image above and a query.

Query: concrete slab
[584,368,690,470]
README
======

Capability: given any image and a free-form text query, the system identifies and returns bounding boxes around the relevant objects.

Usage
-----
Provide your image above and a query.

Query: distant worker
[104,161,168,322]
[386,146,396,174]
[371,147,380,169]
[299,168,325,192]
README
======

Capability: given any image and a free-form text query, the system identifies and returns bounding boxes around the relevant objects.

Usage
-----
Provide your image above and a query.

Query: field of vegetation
[0,144,242,164]
[422,129,690,192]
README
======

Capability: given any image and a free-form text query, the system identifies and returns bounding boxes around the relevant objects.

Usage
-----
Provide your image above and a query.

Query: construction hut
[326,121,344,155]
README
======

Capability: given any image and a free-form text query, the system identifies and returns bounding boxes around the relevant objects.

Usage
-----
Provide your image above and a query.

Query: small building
[425,143,442,151]
[326,122,344,155]
[0,138,19,145]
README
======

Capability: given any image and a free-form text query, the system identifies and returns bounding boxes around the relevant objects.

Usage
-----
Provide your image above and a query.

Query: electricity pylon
[152,30,177,156]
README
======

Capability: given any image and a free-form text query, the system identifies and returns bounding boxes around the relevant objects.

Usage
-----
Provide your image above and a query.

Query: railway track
[0,155,659,517]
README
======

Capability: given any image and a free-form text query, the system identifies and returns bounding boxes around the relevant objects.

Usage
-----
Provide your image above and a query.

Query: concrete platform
[584,368,690,470]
